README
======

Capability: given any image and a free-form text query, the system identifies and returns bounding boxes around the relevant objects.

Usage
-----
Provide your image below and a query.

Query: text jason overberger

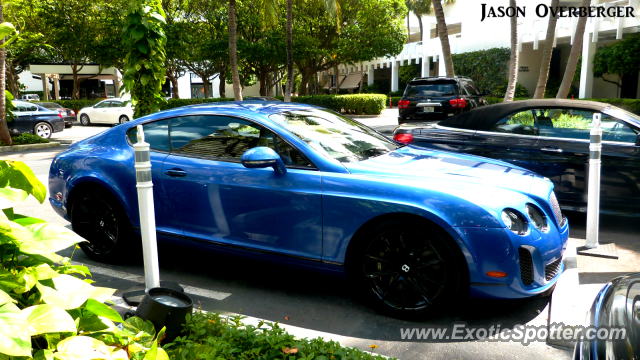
[481,4,635,22]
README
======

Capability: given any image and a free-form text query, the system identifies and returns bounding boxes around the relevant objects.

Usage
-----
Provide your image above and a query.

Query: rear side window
[404,81,456,97]
[489,110,538,136]
[127,120,170,151]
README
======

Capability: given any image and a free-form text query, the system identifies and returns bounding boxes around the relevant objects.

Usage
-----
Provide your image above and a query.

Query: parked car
[397,76,490,124]
[78,98,134,126]
[393,99,640,215]
[49,102,568,317]
[20,94,40,102]
[13,100,65,139]
[573,273,640,359]
[37,102,76,128]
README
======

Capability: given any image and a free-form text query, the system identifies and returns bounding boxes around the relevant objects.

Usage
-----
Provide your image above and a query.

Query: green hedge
[35,100,100,113]
[160,95,386,115]
[452,48,511,95]
[485,97,640,115]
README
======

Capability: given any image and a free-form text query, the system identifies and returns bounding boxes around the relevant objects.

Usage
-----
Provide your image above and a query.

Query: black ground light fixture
[122,125,194,336]
[132,287,193,343]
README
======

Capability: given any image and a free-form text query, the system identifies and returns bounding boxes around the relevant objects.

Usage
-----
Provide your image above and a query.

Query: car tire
[65,123,73,128]
[34,122,53,139]
[118,115,129,124]
[70,186,140,263]
[346,218,467,318]
[80,114,90,126]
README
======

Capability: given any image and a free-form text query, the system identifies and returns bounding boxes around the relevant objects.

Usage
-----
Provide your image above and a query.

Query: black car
[392,99,640,215]
[573,273,640,360]
[397,76,490,124]
[13,101,65,139]
[38,102,76,128]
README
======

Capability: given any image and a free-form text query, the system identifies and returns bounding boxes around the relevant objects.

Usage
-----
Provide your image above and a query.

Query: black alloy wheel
[349,219,465,317]
[71,187,137,262]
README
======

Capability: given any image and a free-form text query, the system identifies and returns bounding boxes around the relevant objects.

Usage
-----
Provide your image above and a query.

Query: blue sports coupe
[49,101,569,316]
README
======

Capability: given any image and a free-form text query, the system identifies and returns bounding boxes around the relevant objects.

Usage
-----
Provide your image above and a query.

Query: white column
[391,59,399,92]
[367,65,374,86]
[579,32,597,99]
[421,54,428,77]
[438,53,446,76]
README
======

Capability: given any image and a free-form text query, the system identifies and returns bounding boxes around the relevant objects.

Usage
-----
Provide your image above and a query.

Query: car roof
[164,101,320,117]
[439,99,612,131]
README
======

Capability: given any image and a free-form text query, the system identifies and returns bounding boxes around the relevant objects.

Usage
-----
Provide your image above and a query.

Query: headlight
[501,209,527,235]
[525,204,549,232]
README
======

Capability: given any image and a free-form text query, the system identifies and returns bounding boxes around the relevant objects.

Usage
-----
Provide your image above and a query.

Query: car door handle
[165,169,187,177]
[541,147,563,153]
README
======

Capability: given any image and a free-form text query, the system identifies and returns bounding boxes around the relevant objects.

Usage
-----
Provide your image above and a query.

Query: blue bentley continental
[49,101,569,316]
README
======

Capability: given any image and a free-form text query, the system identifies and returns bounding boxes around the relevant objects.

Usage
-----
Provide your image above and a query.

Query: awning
[323,75,346,89]
[339,73,362,89]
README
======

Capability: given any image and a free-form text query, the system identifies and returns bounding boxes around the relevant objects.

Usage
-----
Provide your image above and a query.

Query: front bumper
[447,218,570,299]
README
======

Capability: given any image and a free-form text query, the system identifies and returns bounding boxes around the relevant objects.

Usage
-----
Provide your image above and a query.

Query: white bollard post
[134,125,161,291]
[585,113,602,249]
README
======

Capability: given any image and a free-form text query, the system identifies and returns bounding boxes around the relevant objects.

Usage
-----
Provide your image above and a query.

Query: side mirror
[241,147,287,175]
[482,89,491,96]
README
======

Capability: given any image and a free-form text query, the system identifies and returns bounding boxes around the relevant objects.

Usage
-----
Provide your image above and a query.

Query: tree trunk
[202,78,210,99]
[533,0,559,99]
[432,0,454,76]
[0,0,9,146]
[228,0,243,101]
[504,0,519,102]
[219,72,226,98]
[284,0,294,102]
[334,66,340,94]
[417,14,423,43]
[6,65,19,98]
[406,14,410,43]
[166,69,180,99]
[557,0,590,99]
[259,71,268,96]
[300,71,313,96]
[358,66,364,93]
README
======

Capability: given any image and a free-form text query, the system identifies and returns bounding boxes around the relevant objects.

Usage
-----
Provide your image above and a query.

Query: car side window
[27,104,39,112]
[488,110,538,135]
[532,108,637,142]
[127,120,170,151]
[95,102,110,109]
[170,115,277,160]
[275,136,312,167]
[111,101,123,108]
[14,104,27,112]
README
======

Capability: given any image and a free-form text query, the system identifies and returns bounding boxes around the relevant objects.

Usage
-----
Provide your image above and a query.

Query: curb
[0,142,61,153]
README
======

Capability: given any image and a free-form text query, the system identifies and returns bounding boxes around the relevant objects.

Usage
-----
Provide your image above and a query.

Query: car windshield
[40,102,61,109]
[269,109,401,163]
[405,81,456,97]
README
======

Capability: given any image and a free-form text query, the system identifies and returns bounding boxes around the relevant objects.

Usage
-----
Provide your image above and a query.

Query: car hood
[342,145,538,196]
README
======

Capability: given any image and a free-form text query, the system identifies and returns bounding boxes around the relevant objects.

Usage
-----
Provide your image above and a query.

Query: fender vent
[549,192,566,227]
[519,247,534,286]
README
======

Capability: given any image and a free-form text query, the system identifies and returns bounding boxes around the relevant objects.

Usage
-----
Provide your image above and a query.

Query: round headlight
[501,209,527,235]
[526,204,549,232]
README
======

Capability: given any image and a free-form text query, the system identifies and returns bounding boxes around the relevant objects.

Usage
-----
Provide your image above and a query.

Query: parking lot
[5,121,639,359]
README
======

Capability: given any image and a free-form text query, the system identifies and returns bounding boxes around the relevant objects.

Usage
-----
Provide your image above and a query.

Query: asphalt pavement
[7,120,638,359]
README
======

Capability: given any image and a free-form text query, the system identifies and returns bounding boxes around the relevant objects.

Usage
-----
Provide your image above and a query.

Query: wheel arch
[66,177,134,226]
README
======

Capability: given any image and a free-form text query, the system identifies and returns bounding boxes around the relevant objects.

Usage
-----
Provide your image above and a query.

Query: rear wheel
[70,186,139,262]
[34,122,52,139]
[347,218,466,317]
[80,114,90,126]
[119,115,129,124]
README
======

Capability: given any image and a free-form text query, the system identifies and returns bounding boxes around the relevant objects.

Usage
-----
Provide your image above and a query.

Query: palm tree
[405,0,431,44]
[0,0,10,146]
[557,0,590,99]
[229,0,243,101]
[431,0,454,76]
[504,0,518,102]
[533,0,559,99]
[283,0,293,102]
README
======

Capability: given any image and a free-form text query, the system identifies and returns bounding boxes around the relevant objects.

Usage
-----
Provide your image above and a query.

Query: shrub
[166,310,393,360]
[452,47,511,94]
[36,100,100,113]
[160,97,235,110]
[388,96,402,107]
[10,133,50,145]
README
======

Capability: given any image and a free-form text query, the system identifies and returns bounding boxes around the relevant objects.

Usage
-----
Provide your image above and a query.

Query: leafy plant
[8,133,50,146]
[164,310,393,360]
[0,159,168,360]
[451,47,511,94]
[495,79,530,98]
[593,33,640,96]
[122,0,168,118]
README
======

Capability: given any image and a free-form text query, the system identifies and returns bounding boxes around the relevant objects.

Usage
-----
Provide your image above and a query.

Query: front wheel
[347,219,466,317]
[34,122,53,139]
[80,114,90,126]
[70,186,138,262]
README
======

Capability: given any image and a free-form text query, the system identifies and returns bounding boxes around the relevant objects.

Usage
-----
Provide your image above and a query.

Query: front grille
[549,192,566,226]
[545,257,563,281]
[519,247,534,286]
